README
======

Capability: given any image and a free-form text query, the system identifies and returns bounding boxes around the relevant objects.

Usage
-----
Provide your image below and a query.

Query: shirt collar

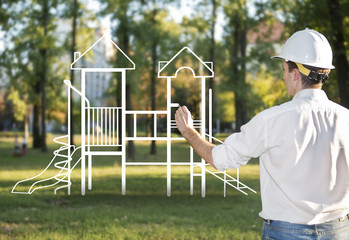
[292,89,328,101]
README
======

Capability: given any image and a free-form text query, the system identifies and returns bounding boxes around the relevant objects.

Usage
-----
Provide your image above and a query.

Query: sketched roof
[158,47,214,78]
[71,34,135,71]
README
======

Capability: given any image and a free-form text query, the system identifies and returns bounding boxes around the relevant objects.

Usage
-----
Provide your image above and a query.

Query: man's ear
[293,68,302,82]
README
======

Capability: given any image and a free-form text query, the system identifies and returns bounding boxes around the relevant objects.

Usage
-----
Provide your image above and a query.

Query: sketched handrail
[204,133,256,196]
[64,80,90,108]
[53,134,70,147]
[205,133,223,144]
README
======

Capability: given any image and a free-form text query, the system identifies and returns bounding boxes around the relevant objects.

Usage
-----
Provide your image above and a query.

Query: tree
[149,1,159,155]
[0,1,20,31]
[132,0,181,154]
[270,0,349,107]
[327,0,349,108]
[2,0,64,151]
[39,0,49,152]
[223,0,250,131]
[209,0,218,91]
[0,1,29,138]
[69,0,78,146]
[190,0,221,133]
[63,0,96,146]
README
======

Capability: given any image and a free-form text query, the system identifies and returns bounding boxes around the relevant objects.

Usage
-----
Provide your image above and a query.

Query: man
[175,29,349,239]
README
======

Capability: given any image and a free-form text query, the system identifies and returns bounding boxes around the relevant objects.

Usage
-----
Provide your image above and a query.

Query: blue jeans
[261,217,349,240]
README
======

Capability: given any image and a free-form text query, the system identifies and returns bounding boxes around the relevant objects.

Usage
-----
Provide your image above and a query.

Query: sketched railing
[171,119,202,129]
[125,110,167,140]
[86,107,122,146]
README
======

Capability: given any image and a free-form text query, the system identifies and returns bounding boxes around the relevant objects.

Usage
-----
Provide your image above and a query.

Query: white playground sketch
[12,35,256,197]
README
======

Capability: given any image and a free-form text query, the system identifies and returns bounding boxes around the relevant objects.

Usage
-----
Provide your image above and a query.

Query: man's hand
[174,105,216,169]
[175,106,193,135]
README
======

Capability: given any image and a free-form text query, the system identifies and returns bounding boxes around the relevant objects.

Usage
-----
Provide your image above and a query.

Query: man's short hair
[286,61,331,88]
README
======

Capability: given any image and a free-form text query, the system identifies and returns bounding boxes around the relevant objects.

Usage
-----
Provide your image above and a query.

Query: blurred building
[82,28,115,107]
[56,20,114,107]
[246,19,284,74]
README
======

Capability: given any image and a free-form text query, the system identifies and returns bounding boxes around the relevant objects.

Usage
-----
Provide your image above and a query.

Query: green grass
[0,135,262,240]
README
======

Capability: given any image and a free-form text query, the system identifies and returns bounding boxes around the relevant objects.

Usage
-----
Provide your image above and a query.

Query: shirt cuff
[212,144,229,171]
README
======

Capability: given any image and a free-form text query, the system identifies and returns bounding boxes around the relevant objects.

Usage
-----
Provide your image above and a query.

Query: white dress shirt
[212,89,349,224]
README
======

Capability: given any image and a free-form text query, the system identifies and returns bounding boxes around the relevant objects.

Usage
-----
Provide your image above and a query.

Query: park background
[0,0,348,239]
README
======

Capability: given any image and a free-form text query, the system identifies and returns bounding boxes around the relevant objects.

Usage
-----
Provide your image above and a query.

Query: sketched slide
[12,136,81,194]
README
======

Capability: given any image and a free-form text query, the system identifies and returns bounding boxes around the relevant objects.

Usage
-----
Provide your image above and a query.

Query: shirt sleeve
[212,112,267,171]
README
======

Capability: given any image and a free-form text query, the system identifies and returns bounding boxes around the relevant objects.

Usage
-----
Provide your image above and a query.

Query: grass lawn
[0,135,262,240]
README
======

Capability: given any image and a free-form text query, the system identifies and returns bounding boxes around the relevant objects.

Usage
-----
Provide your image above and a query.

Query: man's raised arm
[175,106,216,169]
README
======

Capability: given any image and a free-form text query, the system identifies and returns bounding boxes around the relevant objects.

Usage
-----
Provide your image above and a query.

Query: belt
[264,214,349,224]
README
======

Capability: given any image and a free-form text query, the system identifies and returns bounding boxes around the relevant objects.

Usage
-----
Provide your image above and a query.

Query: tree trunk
[126,83,135,159]
[150,40,157,154]
[239,27,248,126]
[116,72,122,145]
[32,102,40,148]
[69,0,78,146]
[32,77,41,148]
[40,53,47,152]
[39,1,48,152]
[122,28,135,159]
[231,21,248,131]
[232,22,239,131]
[208,0,217,134]
[209,0,216,91]
[327,0,349,108]
[24,112,29,141]
[117,3,135,159]
[150,7,157,155]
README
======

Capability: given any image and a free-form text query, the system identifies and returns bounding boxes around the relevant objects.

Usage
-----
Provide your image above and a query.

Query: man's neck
[294,84,323,96]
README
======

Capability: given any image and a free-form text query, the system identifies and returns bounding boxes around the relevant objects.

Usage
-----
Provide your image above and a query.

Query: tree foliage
[269,0,349,107]
[1,0,348,143]
[1,0,65,151]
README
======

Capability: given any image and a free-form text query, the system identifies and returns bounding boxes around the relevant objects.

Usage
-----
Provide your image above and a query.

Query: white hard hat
[273,28,335,69]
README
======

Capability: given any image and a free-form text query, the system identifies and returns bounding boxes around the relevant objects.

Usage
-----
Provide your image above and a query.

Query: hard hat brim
[271,55,284,60]
[271,55,335,69]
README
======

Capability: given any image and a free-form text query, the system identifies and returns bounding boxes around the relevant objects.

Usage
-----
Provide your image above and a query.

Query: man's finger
[182,106,189,114]
[176,108,184,119]
[182,106,193,119]
[175,109,185,123]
